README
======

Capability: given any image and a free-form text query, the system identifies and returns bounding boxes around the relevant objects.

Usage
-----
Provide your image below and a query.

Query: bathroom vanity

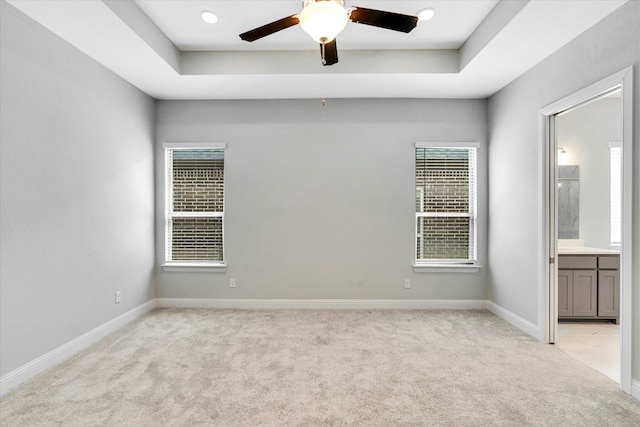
[557,247,620,324]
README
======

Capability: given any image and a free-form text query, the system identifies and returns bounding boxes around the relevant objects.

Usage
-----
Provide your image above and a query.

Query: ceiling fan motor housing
[299,0,348,44]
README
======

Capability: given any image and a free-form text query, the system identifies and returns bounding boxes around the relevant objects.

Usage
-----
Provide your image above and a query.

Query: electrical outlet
[115,291,122,304]
[404,279,411,289]
[229,278,236,288]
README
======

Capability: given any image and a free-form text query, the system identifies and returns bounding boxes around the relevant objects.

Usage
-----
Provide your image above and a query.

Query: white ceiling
[133,1,498,51]
[7,0,629,100]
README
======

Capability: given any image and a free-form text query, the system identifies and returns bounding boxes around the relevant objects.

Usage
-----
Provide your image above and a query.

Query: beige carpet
[1,309,639,426]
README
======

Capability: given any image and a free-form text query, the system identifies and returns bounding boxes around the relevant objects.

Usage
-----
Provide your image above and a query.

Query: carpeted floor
[1,309,639,426]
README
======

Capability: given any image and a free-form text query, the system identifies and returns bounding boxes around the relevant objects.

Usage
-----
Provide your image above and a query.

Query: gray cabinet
[572,270,597,316]
[558,254,619,323]
[557,269,597,317]
[557,270,571,317]
[597,255,620,321]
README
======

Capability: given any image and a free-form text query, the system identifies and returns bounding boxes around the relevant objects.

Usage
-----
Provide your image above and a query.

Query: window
[164,142,225,268]
[610,142,621,247]
[415,143,478,266]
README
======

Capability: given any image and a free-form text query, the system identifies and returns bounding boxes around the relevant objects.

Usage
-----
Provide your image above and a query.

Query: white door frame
[546,114,558,344]
[540,66,633,394]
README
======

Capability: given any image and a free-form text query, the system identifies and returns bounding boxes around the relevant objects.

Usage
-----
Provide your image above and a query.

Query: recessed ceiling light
[201,10,218,24]
[417,7,436,21]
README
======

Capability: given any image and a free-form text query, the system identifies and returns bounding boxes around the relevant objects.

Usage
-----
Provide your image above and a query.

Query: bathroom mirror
[558,165,580,238]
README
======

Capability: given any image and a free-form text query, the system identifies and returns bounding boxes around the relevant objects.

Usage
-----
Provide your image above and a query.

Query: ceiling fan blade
[239,15,300,42]
[321,39,338,66]
[348,7,418,33]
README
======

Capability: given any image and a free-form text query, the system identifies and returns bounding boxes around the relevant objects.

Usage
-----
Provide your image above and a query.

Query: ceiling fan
[239,0,419,66]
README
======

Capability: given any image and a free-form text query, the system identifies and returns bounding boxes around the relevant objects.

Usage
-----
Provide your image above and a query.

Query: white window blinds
[164,143,225,263]
[415,143,478,263]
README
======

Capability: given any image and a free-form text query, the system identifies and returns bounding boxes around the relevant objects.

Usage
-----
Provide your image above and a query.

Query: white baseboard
[0,299,156,396]
[632,380,640,403]
[156,298,487,310]
[486,300,541,340]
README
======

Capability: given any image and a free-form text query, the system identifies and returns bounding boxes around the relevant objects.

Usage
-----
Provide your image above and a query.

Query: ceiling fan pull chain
[321,39,327,65]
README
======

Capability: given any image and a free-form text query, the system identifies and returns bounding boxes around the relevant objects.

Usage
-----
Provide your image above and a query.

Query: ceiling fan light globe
[299,0,348,44]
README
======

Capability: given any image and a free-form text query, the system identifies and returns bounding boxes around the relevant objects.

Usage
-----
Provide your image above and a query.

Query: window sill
[413,263,481,273]
[161,263,226,272]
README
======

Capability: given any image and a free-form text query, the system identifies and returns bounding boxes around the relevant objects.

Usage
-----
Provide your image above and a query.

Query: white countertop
[558,246,620,255]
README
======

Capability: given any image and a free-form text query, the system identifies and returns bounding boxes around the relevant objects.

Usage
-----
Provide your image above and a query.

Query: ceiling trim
[181,49,459,75]
[459,0,528,71]
[103,0,180,73]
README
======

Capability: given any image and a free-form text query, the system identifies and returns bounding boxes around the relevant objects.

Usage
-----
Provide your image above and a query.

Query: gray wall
[0,2,156,376]
[556,96,622,249]
[155,99,488,300]
[487,0,639,376]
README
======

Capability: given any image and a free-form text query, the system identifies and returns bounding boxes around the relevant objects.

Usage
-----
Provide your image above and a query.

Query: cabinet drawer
[558,256,596,269]
[598,256,619,270]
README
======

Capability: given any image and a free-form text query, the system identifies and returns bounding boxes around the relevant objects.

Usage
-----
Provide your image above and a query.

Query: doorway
[553,89,622,383]
[542,67,633,394]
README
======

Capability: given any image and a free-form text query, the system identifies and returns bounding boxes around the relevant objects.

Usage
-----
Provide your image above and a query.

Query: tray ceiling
[7,0,629,100]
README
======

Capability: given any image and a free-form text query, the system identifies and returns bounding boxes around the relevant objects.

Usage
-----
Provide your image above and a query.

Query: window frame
[162,142,226,272]
[413,142,480,273]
